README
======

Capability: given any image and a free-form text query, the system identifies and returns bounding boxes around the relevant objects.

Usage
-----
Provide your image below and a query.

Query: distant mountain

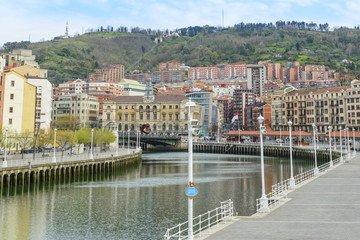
[3,22,360,84]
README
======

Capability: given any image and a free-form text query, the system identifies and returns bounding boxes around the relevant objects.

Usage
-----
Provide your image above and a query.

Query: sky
[1,0,360,46]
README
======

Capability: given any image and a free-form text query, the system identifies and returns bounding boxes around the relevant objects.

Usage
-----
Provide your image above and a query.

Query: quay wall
[193,142,340,161]
[0,151,142,191]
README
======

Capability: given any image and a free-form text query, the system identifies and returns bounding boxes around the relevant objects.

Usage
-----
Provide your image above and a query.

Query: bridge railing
[163,199,234,240]
[256,155,344,213]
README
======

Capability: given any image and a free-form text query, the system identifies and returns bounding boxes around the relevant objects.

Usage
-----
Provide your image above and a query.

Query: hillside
[3,23,360,84]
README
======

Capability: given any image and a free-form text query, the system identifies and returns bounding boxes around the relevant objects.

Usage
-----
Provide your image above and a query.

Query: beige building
[2,71,36,133]
[53,93,99,128]
[103,77,200,133]
[273,85,353,133]
[346,80,360,130]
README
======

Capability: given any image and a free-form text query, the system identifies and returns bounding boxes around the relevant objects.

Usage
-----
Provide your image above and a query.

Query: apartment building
[1,71,36,133]
[2,49,40,69]
[10,65,52,131]
[346,80,360,130]
[274,86,352,133]
[125,73,149,84]
[158,61,185,71]
[151,70,184,84]
[89,64,125,82]
[232,89,255,128]
[53,93,99,128]
[245,102,272,130]
[247,65,266,97]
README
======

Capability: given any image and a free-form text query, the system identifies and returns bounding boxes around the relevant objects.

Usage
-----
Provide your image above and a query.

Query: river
[0,152,318,240]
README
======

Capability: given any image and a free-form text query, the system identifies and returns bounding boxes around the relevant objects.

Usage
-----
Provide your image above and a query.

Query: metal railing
[256,155,345,212]
[0,147,141,169]
[164,199,234,240]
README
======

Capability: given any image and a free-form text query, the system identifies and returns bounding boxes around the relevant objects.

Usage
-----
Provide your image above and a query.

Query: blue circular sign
[184,183,199,199]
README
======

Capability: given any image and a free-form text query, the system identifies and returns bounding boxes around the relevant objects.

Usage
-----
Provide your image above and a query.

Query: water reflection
[0,152,318,240]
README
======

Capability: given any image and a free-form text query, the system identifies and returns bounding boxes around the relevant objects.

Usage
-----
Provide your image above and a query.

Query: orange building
[158,61,184,71]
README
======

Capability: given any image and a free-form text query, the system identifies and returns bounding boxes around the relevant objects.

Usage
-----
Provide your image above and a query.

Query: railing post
[208,211,211,230]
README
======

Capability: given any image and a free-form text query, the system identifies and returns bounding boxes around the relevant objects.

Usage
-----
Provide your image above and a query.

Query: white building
[26,77,53,131]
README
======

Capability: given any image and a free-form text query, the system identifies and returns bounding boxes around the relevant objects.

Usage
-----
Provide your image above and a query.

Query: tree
[57,130,76,157]
[16,131,34,159]
[53,116,81,130]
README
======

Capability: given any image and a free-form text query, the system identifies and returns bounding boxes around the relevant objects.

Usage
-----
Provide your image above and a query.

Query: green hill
[3,22,360,84]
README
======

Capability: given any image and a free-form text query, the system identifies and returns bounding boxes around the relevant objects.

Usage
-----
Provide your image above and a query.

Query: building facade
[1,71,36,133]
[232,89,255,128]
[247,65,266,97]
[53,93,99,128]
[89,64,125,82]
[273,86,352,133]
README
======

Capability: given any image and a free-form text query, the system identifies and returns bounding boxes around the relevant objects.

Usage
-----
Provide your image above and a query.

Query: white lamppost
[312,124,319,176]
[127,130,130,154]
[52,128,57,163]
[2,128,8,167]
[90,128,94,160]
[328,126,333,168]
[280,126,282,146]
[186,98,196,240]
[258,114,269,212]
[339,126,343,162]
[288,121,295,188]
[353,128,356,155]
[333,127,336,150]
[238,121,241,144]
[115,126,119,155]
[346,128,350,154]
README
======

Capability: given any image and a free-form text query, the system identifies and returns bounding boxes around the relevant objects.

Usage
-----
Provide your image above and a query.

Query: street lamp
[333,127,336,150]
[353,128,356,155]
[33,121,45,161]
[122,131,125,149]
[339,126,343,162]
[288,121,295,188]
[2,128,8,167]
[258,114,269,212]
[328,126,333,168]
[185,98,196,240]
[312,124,319,176]
[90,128,94,160]
[238,121,241,144]
[52,128,57,163]
[127,130,130,154]
[347,128,350,155]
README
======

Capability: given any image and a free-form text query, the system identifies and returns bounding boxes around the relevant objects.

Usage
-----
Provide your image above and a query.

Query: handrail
[256,155,345,212]
[164,199,234,240]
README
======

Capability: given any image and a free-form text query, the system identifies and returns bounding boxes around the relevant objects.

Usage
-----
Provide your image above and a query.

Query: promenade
[204,153,360,240]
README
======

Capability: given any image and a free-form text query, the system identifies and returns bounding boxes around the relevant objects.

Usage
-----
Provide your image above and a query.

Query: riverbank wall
[0,151,142,191]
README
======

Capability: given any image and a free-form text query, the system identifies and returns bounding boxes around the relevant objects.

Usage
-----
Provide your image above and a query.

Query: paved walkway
[205,154,360,240]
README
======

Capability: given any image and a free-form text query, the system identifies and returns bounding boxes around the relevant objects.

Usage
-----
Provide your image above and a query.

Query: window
[125,114,128,121]
[163,113,166,121]
[9,107,13,113]
[169,113,173,121]
[140,113,143,120]
[153,112,157,120]
[11,81,15,87]
[131,113,135,121]
[9,118,12,125]
[118,113,122,120]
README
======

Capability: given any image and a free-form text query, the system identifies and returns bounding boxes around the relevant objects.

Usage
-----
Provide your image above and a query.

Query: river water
[0,152,318,240]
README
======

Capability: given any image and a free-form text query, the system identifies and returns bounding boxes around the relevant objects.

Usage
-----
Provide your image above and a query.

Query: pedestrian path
[204,154,360,240]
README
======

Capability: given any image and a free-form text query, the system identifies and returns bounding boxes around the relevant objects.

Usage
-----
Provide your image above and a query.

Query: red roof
[320,131,360,138]
[225,130,312,137]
